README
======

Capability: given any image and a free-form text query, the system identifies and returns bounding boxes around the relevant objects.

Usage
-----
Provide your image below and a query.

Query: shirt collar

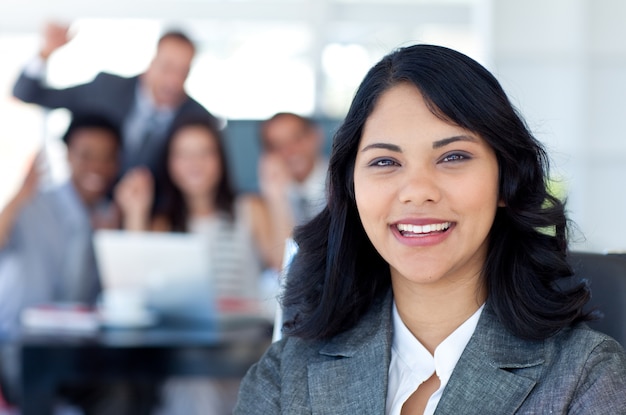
[135,79,176,117]
[56,181,112,225]
[392,300,484,384]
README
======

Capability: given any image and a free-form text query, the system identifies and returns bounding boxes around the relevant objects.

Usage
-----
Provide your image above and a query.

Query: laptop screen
[93,229,217,323]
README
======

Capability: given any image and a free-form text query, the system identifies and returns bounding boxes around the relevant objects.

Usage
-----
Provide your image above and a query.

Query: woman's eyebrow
[360,135,477,152]
[432,135,477,149]
[360,142,402,153]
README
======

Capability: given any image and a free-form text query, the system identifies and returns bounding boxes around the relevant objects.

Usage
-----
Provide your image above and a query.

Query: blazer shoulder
[553,322,625,355]
[266,292,392,366]
[542,324,626,413]
[235,335,326,414]
[176,95,218,123]
[540,322,626,391]
[280,334,329,365]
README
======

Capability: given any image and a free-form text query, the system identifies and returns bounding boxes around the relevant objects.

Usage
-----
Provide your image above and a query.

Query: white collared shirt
[386,301,484,415]
[119,81,176,173]
[123,82,175,151]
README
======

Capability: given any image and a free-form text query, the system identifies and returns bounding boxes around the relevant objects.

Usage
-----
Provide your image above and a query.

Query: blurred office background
[1,0,625,253]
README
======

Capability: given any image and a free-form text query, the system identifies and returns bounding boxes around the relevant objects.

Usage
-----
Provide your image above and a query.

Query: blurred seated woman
[115,116,276,415]
[116,116,280,304]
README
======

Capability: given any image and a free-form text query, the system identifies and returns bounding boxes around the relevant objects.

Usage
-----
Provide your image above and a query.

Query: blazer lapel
[435,304,545,415]
[308,293,393,415]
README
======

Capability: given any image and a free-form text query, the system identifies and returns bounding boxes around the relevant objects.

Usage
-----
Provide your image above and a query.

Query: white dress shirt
[121,82,175,171]
[386,301,484,415]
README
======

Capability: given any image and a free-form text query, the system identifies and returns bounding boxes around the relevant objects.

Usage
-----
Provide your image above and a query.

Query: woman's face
[168,125,222,197]
[353,82,501,291]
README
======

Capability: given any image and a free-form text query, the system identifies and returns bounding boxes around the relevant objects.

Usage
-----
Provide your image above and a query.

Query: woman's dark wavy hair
[156,116,235,232]
[282,44,591,341]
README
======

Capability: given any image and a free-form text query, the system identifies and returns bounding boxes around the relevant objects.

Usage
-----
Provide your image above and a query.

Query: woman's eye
[370,158,398,167]
[441,153,469,163]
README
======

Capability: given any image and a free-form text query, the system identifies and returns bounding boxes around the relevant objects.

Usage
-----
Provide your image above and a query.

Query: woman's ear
[498,198,506,207]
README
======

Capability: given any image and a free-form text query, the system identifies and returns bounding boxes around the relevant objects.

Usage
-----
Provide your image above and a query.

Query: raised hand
[39,22,73,60]
[258,152,294,203]
[114,167,155,231]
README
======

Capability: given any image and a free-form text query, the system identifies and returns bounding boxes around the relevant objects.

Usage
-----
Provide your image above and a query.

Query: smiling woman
[234,44,626,415]
[354,83,500,303]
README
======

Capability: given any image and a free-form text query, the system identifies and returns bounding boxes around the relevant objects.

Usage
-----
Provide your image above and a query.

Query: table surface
[16,317,273,415]
[19,315,273,346]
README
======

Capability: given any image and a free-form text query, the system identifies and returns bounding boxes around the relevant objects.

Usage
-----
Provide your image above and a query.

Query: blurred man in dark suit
[12,22,218,180]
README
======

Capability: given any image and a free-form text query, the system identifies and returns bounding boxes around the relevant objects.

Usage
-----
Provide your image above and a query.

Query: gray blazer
[12,71,215,177]
[235,292,626,414]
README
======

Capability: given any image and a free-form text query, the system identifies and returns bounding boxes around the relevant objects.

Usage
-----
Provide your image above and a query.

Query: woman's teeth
[396,222,451,235]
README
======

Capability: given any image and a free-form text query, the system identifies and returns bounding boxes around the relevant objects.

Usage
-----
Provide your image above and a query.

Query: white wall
[490,0,626,252]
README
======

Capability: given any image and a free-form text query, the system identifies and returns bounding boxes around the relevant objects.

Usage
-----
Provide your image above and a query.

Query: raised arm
[0,156,40,249]
[12,22,95,110]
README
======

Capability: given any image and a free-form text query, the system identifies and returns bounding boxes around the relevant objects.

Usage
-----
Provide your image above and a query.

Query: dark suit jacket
[235,292,626,414]
[12,71,216,177]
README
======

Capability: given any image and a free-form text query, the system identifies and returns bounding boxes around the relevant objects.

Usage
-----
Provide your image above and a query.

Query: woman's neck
[184,193,216,218]
[392,276,486,354]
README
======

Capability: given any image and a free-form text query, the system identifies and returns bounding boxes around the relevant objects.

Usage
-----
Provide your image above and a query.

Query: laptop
[93,229,221,326]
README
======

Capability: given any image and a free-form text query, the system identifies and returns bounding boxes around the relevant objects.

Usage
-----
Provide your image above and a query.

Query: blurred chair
[567,251,626,347]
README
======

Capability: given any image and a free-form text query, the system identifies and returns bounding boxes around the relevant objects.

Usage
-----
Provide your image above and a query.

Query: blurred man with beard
[257,112,328,268]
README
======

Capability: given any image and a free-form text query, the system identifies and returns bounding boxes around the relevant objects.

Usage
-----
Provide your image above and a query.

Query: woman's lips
[391,220,455,246]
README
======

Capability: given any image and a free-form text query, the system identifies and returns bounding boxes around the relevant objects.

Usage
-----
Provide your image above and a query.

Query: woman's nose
[397,167,441,205]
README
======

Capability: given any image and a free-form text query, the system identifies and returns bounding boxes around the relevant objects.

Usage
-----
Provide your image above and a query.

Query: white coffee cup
[99,289,153,326]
